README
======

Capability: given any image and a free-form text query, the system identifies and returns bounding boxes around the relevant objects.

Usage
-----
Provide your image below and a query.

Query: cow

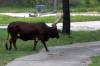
[5,21,59,52]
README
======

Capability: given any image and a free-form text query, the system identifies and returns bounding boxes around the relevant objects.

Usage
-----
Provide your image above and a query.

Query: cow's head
[48,25,59,39]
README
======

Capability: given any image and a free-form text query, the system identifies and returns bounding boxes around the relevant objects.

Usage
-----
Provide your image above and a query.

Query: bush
[69,0,100,7]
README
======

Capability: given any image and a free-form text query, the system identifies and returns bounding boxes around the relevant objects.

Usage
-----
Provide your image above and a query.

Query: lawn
[1,29,100,66]
[89,56,100,66]
[0,15,56,24]
[70,6,100,12]
[0,6,35,13]
[0,15,100,24]
[71,16,100,22]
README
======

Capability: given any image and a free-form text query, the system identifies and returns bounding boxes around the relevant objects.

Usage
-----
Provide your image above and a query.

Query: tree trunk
[62,0,70,35]
[53,0,57,12]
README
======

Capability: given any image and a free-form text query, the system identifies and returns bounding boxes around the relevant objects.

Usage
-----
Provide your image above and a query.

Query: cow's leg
[12,37,17,50]
[9,38,13,50]
[41,41,49,52]
[33,40,38,51]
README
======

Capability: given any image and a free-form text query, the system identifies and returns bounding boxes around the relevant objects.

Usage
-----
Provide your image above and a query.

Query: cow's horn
[52,23,57,28]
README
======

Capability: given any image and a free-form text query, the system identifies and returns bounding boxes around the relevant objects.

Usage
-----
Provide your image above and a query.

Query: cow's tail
[5,30,9,50]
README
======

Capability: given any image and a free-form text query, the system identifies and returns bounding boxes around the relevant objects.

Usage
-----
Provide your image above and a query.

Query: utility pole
[62,0,70,35]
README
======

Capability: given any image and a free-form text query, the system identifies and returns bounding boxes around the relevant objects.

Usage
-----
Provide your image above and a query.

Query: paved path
[0,12,100,17]
[5,41,100,66]
[47,21,100,31]
[1,21,100,31]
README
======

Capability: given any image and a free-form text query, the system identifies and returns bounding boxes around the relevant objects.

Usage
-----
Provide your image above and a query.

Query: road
[0,12,100,17]
[5,41,100,66]
[1,21,100,31]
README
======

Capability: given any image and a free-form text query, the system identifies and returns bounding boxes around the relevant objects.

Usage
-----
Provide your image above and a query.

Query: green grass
[1,29,100,66]
[89,56,100,66]
[0,15,56,24]
[0,6,35,13]
[0,15,100,24]
[71,16,100,22]
[70,6,100,12]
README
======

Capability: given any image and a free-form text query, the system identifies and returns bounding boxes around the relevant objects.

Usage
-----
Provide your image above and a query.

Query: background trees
[0,0,99,7]
[0,0,100,12]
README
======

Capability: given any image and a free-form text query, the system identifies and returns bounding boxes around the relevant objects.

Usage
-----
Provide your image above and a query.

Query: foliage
[0,0,100,12]
[0,6,35,13]
[0,0,99,7]
[70,0,100,7]
[70,6,100,12]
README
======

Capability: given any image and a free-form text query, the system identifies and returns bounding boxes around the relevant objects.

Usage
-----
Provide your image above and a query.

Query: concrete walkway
[0,12,100,17]
[5,41,100,66]
[1,21,100,31]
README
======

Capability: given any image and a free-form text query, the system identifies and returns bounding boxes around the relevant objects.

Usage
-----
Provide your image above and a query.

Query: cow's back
[8,22,35,34]
[7,22,49,41]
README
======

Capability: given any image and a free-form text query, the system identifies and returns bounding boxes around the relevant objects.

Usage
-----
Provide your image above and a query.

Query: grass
[89,56,100,66]
[0,15,56,24]
[0,15,100,24]
[70,6,100,12]
[1,29,100,66]
[0,6,35,13]
[71,16,100,22]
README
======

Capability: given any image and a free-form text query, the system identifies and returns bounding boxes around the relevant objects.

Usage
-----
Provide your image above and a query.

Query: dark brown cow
[5,21,59,52]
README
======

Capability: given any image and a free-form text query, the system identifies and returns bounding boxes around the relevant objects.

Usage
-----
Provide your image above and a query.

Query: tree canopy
[0,0,100,7]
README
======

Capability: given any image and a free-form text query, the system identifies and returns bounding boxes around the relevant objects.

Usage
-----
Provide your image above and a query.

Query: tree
[53,0,57,11]
[62,0,70,35]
